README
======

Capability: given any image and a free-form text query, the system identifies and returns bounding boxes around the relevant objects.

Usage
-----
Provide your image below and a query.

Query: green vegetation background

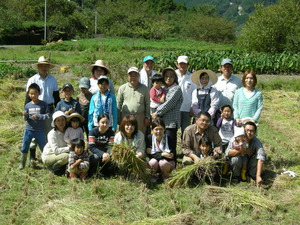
[0,37,299,224]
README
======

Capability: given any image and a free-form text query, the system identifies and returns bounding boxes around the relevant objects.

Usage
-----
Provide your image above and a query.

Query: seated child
[64,113,85,147]
[88,75,117,131]
[56,83,82,116]
[149,74,166,114]
[19,83,50,169]
[68,138,89,180]
[77,77,93,137]
[231,126,248,181]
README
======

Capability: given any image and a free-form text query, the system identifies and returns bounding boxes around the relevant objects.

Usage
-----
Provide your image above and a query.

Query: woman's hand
[102,153,110,162]
[162,152,174,159]
[136,152,143,158]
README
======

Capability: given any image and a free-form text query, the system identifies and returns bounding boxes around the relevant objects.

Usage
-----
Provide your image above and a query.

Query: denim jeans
[21,129,46,153]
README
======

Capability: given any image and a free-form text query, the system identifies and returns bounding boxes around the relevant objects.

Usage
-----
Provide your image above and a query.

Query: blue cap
[143,56,155,63]
[221,58,233,66]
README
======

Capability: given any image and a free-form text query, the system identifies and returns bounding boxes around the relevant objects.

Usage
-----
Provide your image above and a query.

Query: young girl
[68,138,89,180]
[19,83,50,169]
[146,118,175,182]
[88,113,115,177]
[191,70,219,121]
[216,105,236,151]
[88,75,117,131]
[231,127,248,181]
[114,114,145,159]
[149,74,166,114]
[64,113,84,147]
[199,137,213,159]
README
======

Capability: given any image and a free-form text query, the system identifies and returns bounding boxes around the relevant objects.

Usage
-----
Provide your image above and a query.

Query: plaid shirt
[156,84,183,129]
[68,150,89,170]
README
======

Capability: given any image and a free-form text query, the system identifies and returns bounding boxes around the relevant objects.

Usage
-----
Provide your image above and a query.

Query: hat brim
[88,65,110,74]
[67,113,85,123]
[32,63,55,70]
[191,69,218,86]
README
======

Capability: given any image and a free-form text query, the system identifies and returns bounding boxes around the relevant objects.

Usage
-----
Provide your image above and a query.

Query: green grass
[0,39,299,224]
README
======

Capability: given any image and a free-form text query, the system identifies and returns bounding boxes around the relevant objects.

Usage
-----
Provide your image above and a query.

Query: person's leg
[148,158,159,174]
[159,159,175,179]
[35,130,47,152]
[180,111,191,138]
[43,153,69,168]
[247,156,258,180]
[165,128,178,155]
[19,130,34,169]
[229,156,243,179]
[88,154,100,177]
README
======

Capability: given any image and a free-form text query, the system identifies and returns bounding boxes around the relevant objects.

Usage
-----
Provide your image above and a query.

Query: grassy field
[0,37,299,224]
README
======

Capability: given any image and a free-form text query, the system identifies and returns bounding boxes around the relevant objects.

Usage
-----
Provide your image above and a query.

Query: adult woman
[151,68,183,152]
[114,114,145,159]
[42,111,69,175]
[146,118,175,182]
[88,113,115,177]
[233,70,263,126]
[88,60,115,94]
[191,69,219,120]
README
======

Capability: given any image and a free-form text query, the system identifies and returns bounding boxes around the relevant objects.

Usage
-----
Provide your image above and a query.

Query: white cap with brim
[32,56,55,70]
[221,58,233,66]
[97,75,109,83]
[51,111,67,127]
[234,126,245,138]
[128,67,139,74]
[177,55,189,64]
[191,69,218,86]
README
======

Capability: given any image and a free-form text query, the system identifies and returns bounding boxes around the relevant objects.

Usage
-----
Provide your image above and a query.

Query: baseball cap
[127,67,139,74]
[142,56,155,63]
[177,55,189,64]
[62,83,74,91]
[79,77,90,89]
[97,75,109,84]
[221,58,233,66]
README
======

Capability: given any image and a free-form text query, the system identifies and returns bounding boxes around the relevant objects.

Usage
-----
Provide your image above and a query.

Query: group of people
[18,55,265,186]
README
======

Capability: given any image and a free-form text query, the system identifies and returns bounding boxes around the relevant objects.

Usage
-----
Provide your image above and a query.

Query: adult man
[175,55,196,136]
[139,56,156,88]
[226,121,265,186]
[117,67,150,134]
[214,58,242,109]
[182,112,222,165]
[25,56,60,164]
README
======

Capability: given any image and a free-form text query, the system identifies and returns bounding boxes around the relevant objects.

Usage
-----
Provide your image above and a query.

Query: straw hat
[32,56,55,70]
[67,112,85,123]
[88,60,110,74]
[191,69,218,86]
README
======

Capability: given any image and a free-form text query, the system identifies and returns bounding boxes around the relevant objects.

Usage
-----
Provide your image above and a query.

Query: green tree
[238,0,300,52]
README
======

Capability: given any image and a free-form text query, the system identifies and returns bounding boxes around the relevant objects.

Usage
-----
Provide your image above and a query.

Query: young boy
[56,83,82,115]
[77,77,93,137]
[149,74,166,114]
[88,75,117,131]
[19,83,50,169]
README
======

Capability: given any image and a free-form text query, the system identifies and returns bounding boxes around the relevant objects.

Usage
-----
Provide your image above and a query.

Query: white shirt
[139,68,155,88]
[26,73,59,104]
[213,74,242,107]
[175,69,196,112]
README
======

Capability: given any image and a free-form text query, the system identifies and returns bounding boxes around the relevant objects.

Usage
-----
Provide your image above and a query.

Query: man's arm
[256,159,264,186]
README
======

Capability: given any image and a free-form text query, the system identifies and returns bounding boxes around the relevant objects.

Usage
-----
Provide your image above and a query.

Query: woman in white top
[42,111,69,174]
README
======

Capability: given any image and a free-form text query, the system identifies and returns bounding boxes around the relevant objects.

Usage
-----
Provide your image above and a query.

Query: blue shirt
[24,100,50,131]
[56,98,82,114]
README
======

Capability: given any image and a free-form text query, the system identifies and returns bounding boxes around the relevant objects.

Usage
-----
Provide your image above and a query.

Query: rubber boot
[28,148,37,167]
[18,153,28,170]
[222,163,228,175]
[241,169,247,181]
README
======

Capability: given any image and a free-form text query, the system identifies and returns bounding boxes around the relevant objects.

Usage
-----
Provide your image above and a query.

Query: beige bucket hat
[191,69,218,86]
[32,56,55,70]
[88,60,110,74]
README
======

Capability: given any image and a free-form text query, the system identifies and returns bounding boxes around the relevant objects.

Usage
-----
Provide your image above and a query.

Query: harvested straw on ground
[110,144,150,183]
[168,157,221,188]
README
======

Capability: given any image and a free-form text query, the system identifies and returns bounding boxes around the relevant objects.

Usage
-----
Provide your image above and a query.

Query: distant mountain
[175,0,278,25]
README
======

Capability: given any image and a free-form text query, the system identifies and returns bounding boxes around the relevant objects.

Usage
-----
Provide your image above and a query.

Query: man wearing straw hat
[25,56,60,165]
[117,67,150,134]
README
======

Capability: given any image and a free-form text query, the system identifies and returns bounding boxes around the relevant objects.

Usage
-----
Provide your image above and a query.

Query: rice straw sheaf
[110,144,151,183]
[168,157,221,188]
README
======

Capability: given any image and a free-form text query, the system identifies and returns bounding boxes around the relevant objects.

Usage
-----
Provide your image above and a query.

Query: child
[56,83,82,116]
[19,83,50,169]
[149,74,166,114]
[199,137,213,159]
[64,113,85,147]
[77,77,93,137]
[216,105,236,151]
[88,75,117,131]
[231,126,248,181]
[68,138,89,180]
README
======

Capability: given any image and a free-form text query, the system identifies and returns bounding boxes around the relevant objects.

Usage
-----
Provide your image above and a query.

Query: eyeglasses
[199,119,210,124]
[245,129,255,134]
